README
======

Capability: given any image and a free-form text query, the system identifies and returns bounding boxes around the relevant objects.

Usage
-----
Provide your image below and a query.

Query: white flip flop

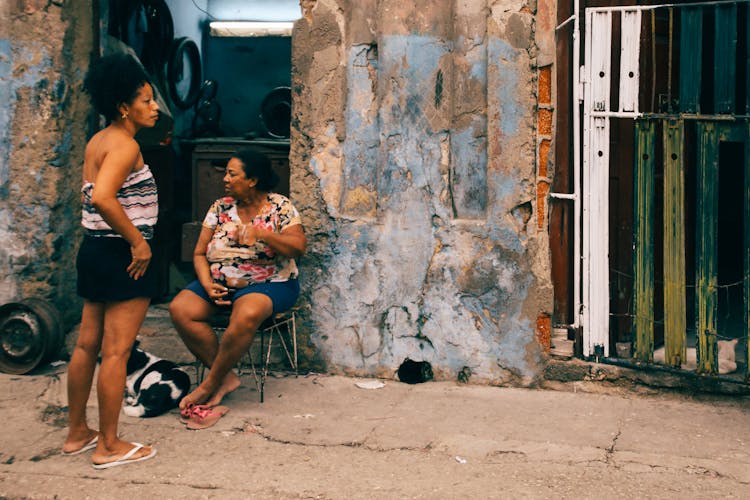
[61,435,98,456]
[92,442,156,470]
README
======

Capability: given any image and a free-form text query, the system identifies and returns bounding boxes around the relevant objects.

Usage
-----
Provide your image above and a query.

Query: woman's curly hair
[234,148,280,192]
[83,53,151,121]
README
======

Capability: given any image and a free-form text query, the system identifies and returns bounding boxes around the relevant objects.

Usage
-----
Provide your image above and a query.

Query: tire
[0,299,62,374]
[166,37,202,109]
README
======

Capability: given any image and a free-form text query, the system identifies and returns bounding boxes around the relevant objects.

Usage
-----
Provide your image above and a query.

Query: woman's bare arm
[90,139,151,279]
[192,226,216,290]
[243,223,307,258]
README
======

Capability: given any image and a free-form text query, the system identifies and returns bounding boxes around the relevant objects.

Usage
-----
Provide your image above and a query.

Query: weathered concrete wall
[1,0,556,383]
[1,1,93,327]
[291,0,555,385]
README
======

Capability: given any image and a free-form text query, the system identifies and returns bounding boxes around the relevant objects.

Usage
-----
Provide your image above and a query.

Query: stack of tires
[109,0,203,112]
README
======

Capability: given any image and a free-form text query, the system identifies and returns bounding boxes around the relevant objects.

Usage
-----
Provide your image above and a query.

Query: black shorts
[76,236,157,302]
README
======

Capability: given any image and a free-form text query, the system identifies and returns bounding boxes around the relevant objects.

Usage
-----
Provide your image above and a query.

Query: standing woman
[62,53,160,469]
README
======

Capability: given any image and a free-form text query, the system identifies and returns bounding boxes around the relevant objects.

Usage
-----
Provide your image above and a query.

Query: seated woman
[170,148,306,410]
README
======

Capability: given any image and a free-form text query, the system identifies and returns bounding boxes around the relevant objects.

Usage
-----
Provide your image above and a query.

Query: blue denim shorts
[184,279,300,315]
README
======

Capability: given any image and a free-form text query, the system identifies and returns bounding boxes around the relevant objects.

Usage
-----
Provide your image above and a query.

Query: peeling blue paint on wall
[0,43,54,195]
[0,39,12,195]
[377,35,449,210]
[486,169,527,253]
[342,45,379,208]
[451,126,487,216]
[454,35,488,82]
[417,236,535,379]
[452,34,488,219]
[51,129,73,167]
[488,38,522,137]
[309,29,542,383]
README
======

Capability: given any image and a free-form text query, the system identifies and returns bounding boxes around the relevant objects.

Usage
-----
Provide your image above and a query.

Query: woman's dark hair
[234,148,279,192]
[83,53,151,121]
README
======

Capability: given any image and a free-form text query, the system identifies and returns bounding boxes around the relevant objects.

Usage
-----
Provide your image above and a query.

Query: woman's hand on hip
[128,240,152,280]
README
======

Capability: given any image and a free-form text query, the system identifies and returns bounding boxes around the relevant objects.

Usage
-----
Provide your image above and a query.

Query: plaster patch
[310,122,343,214]
[312,44,341,76]
[341,185,376,215]
[342,44,379,216]
[505,13,531,50]
[455,35,487,81]
[485,172,526,253]
[0,210,28,302]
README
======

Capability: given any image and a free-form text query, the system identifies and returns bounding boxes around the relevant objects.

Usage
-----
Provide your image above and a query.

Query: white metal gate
[565,0,750,363]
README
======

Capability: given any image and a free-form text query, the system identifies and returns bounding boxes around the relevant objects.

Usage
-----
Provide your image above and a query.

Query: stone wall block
[3,2,92,329]
[295,0,552,382]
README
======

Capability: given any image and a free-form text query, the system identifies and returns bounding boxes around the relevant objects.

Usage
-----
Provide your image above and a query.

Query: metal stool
[196,307,298,402]
[242,308,298,402]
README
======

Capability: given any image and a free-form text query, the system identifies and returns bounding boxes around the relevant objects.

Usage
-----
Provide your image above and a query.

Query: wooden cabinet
[182,138,290,261]
[190,139,290,220]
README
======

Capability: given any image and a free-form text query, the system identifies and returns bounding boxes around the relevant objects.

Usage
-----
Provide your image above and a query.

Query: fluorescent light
[209,21,293,37]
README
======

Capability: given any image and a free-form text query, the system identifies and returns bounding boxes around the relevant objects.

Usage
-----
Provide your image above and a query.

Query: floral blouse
[203,193,301,286]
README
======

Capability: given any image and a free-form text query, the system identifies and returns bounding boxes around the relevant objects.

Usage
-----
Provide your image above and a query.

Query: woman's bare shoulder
[83,128,141,180]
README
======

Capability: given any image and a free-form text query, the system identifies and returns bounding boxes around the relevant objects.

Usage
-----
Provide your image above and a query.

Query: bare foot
[179,384,213,410]
[62,429,98,454]
[91,440,154,467]
[204,371,241,407]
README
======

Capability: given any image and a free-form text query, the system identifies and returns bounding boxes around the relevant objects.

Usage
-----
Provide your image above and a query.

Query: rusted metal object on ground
[0,299,63,374]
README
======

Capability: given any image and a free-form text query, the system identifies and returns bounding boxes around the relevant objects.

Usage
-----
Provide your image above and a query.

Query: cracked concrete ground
[2,306,750,498]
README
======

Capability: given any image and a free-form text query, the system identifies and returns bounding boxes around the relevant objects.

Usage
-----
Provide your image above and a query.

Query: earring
[121,112,128,120]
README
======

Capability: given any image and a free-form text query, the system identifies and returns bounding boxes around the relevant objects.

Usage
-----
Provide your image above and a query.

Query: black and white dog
[123,341,191,418]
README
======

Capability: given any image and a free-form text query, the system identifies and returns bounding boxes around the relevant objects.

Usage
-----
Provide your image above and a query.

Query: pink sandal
[179,404,229,430]
[179,403,197,424]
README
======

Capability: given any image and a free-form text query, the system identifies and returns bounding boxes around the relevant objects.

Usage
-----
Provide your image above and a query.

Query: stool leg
[291,312,297,376]
[271,317,297,373]
[196,362,204,385]
[246,348,261,398]
[262,325,275,403]
[260,325,265,403]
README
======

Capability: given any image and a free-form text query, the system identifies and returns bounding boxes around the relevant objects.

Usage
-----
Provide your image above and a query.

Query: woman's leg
[91,297,154,465]
[169,289,218,366]
[180,293,273,408]
[63,300,104,453]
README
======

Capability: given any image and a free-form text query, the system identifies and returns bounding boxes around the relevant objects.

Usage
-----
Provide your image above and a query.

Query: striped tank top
[81,165,159,239]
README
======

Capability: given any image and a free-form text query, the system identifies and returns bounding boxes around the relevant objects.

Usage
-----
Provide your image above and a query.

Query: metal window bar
[746,121,750,381]
[714,4,738,114]
[582,9,614,358]
[633,119,655,362]
[662,119,687,368]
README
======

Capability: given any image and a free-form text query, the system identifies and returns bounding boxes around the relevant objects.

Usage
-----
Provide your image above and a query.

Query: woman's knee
[170,292,202,324]
[169,293,186,320]
[229,304,271,331]
[98,342,132,366]
[73,336,101,357]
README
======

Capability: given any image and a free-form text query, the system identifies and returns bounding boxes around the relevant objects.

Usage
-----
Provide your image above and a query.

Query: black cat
[397,358,434,384]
